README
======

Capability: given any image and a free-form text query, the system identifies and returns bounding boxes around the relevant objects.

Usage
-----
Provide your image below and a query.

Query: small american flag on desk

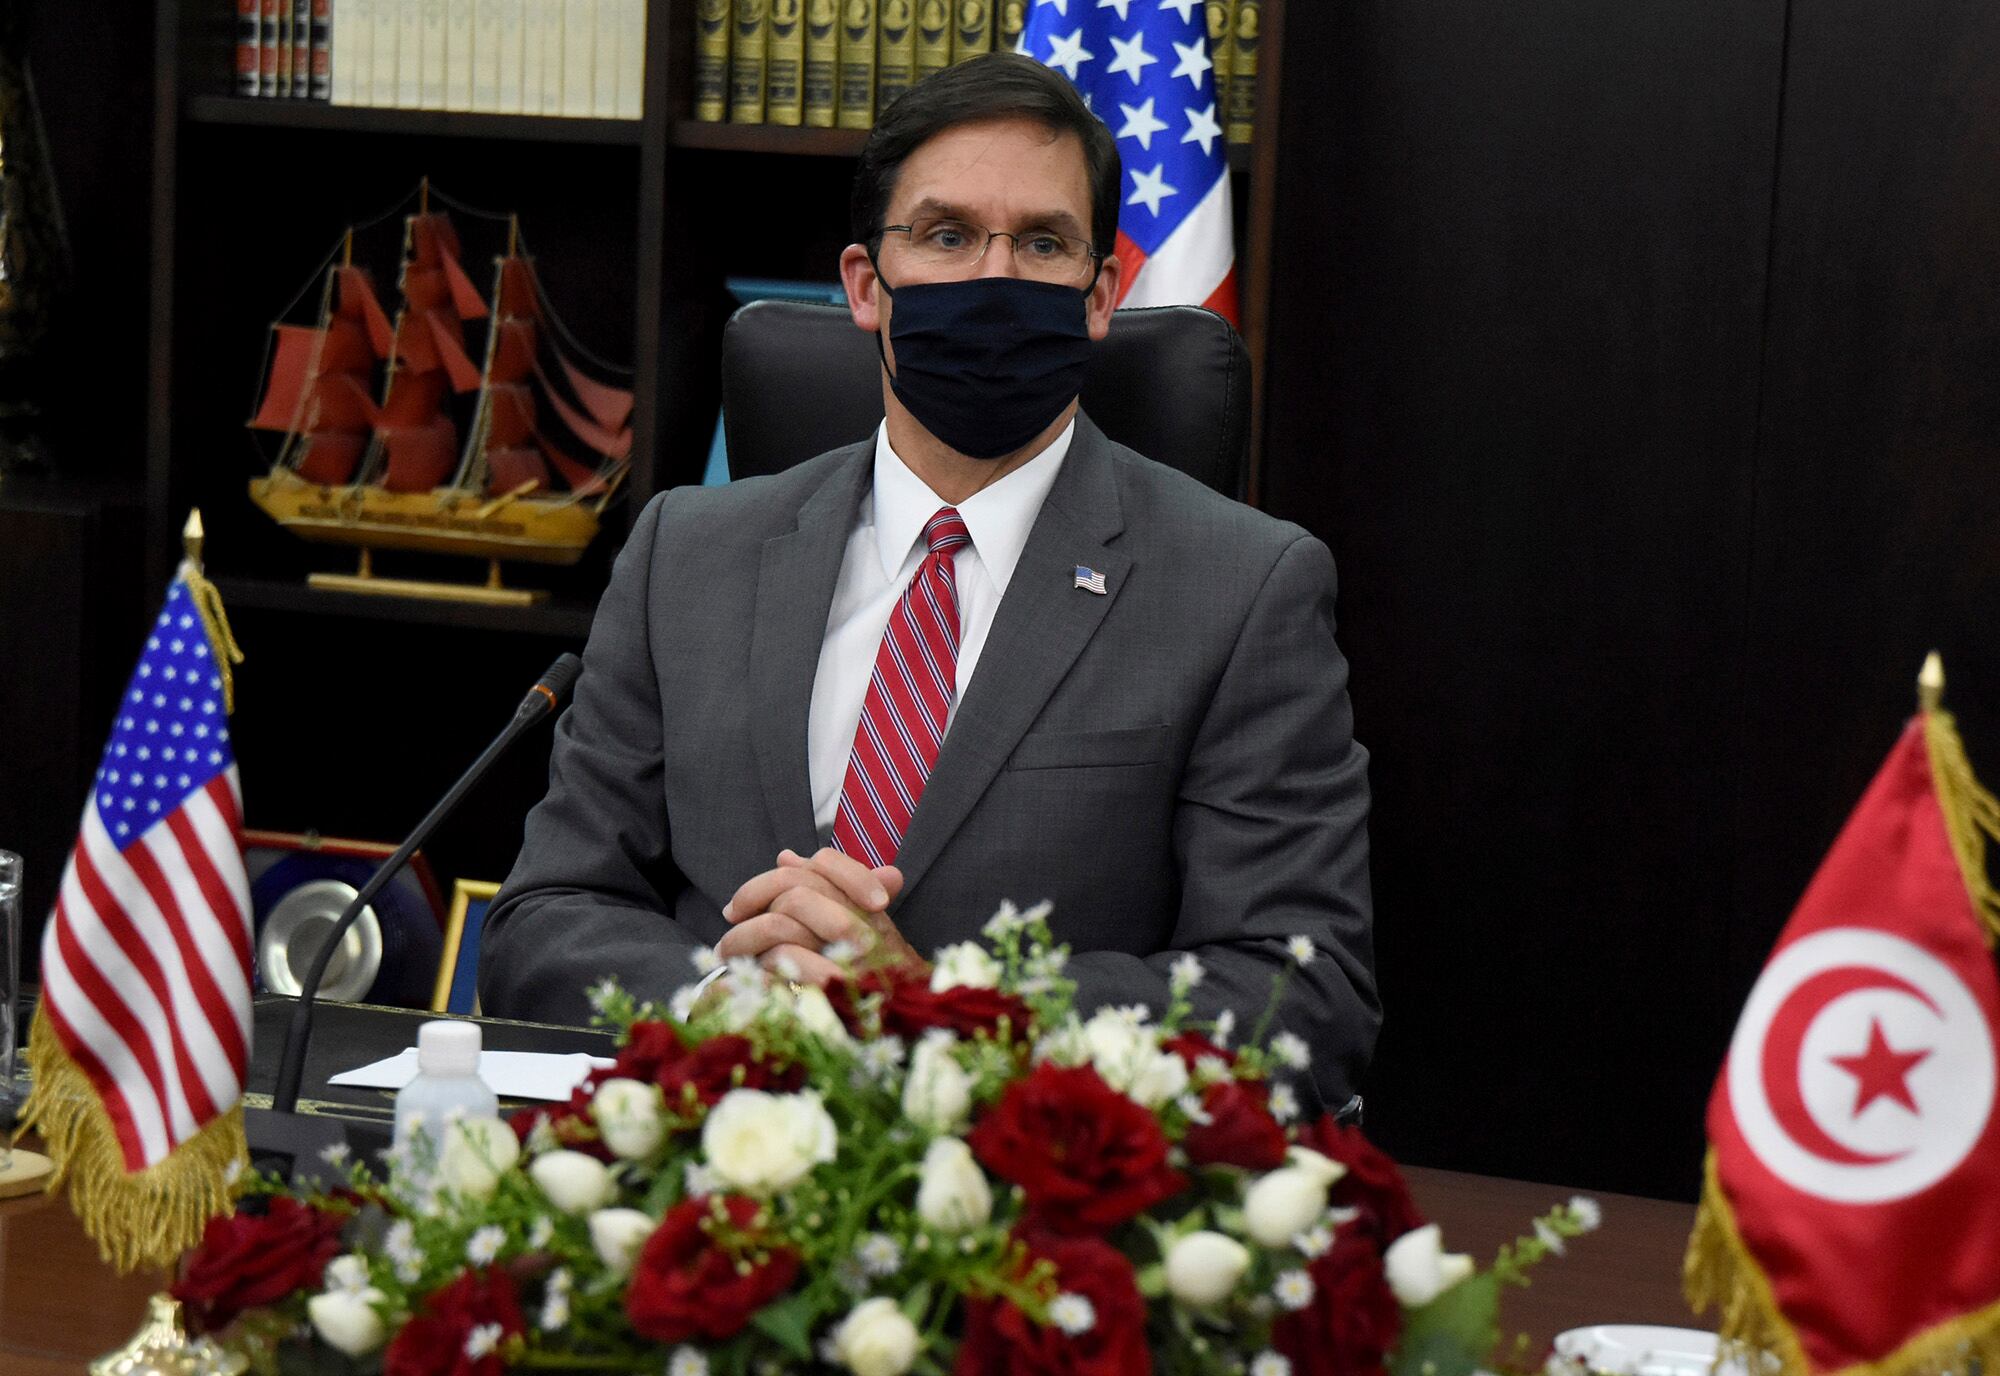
[23,533,252,1271]
[1021,0,1238,321]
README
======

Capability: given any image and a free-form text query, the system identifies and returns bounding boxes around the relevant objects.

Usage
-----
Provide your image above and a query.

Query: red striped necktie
[832,506,972,867]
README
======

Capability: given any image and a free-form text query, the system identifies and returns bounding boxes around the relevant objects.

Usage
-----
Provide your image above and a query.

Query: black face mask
[878,274,1094,461]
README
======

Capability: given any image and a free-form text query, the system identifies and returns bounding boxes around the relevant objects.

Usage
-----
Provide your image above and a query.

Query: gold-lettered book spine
[915,0,952,81]
[875,0,916,116]
[1227,0,1258,145]
[731,0,771,122]
[1207,0,1232,123]
[804,0,839,124]
[837,0,878,129]
[694,0,731,120]
[951,0,990,61]
[998,0,1022,51]
[768,0,805,123]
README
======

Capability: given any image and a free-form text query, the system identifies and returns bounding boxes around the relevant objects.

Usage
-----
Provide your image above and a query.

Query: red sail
[249,325,320,432]
[335,266,396,358]
[496,257,542,321]
[441,249,489,321]
[378,416,458,492]
[484,447,550,495]
[484,383,536,446]
[294,431,365,486]
[559,353,635,432]
[536,432,609,495]
[309,373,381,431]
[491,318,537,383]
[425,312,484,393]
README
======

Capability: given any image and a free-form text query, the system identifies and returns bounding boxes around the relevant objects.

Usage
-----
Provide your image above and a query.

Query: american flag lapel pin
[1073,565,1108,595]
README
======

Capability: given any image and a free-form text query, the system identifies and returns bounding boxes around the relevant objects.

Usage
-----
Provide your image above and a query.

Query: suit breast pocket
[1005,723,1171,771]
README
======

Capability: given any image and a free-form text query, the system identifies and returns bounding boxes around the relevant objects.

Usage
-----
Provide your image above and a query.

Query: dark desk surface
[0,1000,1707,1370]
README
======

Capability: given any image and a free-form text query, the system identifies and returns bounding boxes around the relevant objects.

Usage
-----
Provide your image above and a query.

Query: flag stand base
[0,1148,53,1199]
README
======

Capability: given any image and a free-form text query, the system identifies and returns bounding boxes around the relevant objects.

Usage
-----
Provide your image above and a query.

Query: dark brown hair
[850,53,1122,255]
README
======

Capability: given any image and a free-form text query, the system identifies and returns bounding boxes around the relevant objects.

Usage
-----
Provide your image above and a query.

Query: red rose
[1294,1117,1426,1245]
[171,1195,349,1333]
[656,1034,806,1112]
[832,970,1035,1044]
[1182,1079,1287,1170]
[509,1084,613,1161]
[613,1021,689,1082]
[1273,1230,1403,1376]
[384,1267,526,1376]
[956,1231,1151,1376]
[626,1195,801,1343]
[968,1063,1186,1235]
[1161,1030,1237,1072]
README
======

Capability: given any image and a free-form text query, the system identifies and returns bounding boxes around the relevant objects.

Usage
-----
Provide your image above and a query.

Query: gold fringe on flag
[179,558,246,715]
[1687,1151,2000,1376]
[21,1006,246,1272]
[1922,708,2000,945]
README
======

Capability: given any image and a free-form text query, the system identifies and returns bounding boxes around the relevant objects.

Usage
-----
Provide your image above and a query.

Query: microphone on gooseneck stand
[249,654,582,1174]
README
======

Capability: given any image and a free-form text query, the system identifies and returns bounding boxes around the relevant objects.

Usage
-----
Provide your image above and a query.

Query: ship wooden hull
[248,474,599,565]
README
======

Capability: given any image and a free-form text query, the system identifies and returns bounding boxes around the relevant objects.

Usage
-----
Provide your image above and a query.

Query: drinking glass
[0,851,19,1159]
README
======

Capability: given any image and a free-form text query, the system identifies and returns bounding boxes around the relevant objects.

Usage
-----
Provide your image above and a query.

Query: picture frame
[432,879,503,1015]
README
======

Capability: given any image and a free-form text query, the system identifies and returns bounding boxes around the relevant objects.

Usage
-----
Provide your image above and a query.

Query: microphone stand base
[243,1108,390,1188]
[0,1146,52,1199]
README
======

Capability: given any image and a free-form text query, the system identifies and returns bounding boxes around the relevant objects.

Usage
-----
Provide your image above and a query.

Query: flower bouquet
[172,905,1597,1375]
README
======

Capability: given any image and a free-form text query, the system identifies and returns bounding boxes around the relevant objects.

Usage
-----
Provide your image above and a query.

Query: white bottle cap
[416,1019,482,1077]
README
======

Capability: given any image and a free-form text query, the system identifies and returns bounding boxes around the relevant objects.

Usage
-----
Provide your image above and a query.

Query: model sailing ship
[246,182,633,604]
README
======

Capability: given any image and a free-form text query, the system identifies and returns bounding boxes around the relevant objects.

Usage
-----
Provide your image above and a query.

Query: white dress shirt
[806,420,1075,839]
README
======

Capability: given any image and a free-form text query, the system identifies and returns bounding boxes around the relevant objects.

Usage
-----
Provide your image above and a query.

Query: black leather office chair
[719,300,1251,499]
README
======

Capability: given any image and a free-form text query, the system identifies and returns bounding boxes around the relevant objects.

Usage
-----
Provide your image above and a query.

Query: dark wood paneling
[1731,1,2000,995]
[1260,1,1786,1197]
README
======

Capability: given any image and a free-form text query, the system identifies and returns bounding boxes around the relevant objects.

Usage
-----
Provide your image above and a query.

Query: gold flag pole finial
[1918,651,1945,715]
[182,509,205,571]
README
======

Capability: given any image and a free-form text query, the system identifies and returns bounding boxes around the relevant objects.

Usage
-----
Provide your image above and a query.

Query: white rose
[1243,1160,1343,1249]
[1123,1044,1190,1109]
[1384,1223,1475,1307]
[593,1078,666,1161]
[324,1254,371,1292]
[589,1207,657,1278]
[832,1297,922,1376]
[1286,1146,1346,1186]
[1165,1231,1252,1308]
[902,1034,974,1134]
[915,1137,992,1232]
[436,1115,521,1200]
[530,1149,618,1215]
[1076,1008,1187,1108]
[791,984,854,1049]
[930,941,1002,992]
[307,1289,388,1357]
[702,1089,839,1195]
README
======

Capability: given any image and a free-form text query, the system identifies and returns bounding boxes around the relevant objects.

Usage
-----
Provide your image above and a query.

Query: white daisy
[528,1216,555,1250]
[318,1142,350,1167]
[1049,1293,1097,1335]
[1274,1269,1316,1311]
[1534,1219,1567,1256]
[1252,1354,1294,1376]
[384,1220,421,1265]
[1269,1082,1301,1123]
[1294,1224,1334,1259]
[669,1346,711,1376]
[539,1288,570,1332]
[1287,935,1317,965]
[857,1233,903,1277]
[466,1225,507,1266]
[691,946,723,974]
[1270,1032,1312,1071]
[1212,1008,1237,1048]
[1568,1196,1602,1232]
[1169,953,1206,991]
[463,1321,504,1359]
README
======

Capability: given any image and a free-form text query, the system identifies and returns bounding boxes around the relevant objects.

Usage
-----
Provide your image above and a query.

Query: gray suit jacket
[480,415,1378,1102]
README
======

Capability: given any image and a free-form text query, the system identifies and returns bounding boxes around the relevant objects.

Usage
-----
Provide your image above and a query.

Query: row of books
[233,0,647,119]
[696,1,1259,144]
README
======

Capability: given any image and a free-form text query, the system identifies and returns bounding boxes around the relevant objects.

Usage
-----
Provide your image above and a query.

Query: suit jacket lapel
[893,415,1130,904]
[750,444,874,852]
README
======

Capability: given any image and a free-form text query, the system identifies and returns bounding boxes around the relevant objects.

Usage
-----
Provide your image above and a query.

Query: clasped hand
[713,847,923,985]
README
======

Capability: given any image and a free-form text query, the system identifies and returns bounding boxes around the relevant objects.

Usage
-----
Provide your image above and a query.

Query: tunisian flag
[1687,706,2000,1376]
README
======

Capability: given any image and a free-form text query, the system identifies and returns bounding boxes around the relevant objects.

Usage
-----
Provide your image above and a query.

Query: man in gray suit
[480,54,1377,1105]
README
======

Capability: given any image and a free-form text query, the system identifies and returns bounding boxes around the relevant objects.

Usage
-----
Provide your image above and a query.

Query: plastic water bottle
[392,1020,497,1171]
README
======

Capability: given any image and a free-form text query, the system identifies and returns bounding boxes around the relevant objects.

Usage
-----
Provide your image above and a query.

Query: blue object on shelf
[706,277,850,485]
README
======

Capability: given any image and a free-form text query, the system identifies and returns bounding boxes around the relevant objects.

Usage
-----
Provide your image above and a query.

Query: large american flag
[37,572,252,1171]
[1021,0,1238,321]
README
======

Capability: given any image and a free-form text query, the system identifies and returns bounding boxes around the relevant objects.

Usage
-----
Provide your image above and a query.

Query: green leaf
[751,1291,822,1360]
[901,1282,935,1322]
[1388,1274,1502,1376]
[1136,1262,1168,1299]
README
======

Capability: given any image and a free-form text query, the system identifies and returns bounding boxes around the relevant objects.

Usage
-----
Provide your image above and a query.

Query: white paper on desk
[327,1048,615,1101]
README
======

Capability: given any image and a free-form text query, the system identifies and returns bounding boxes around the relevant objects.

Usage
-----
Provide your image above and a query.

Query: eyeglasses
[876,216,1104,286]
